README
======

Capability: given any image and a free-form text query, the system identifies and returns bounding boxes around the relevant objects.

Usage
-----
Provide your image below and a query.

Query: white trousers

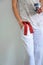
[20,13,43,65]
[33,29,43,65]
[32,13,43,65]
[21,25,35,65]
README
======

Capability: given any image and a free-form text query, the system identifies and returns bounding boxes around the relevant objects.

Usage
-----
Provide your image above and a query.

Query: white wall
[0,0,28,65]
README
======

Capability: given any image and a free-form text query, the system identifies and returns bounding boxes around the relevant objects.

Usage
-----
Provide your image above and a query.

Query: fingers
[36,8,42,14]
[20,22,24,29]
[18,21,24,29]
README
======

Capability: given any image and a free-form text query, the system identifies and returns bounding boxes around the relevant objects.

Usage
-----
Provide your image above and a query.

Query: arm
[12,0,24,28]
[40,0,43,12]
[39,0,43,5]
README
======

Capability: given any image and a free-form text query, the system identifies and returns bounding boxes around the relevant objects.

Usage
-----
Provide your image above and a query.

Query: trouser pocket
[21,21,34,36]
[20,21,34,49]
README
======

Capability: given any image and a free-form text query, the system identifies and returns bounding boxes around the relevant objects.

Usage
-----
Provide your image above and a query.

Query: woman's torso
[18,0,43,29]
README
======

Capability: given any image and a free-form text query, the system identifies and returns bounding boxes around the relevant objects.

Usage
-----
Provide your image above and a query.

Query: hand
[36,7,42,14]
[18,20,24,29]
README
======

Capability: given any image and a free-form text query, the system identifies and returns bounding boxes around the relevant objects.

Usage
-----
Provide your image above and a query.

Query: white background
[0,0,28,65]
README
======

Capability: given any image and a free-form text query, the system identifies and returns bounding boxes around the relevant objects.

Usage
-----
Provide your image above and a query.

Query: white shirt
[18,0,42,29]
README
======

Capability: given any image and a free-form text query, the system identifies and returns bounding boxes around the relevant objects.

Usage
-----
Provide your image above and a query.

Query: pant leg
[38,28,43,65]
[20,25,35,65]
[25,38,35,65]
[33,28,43,65]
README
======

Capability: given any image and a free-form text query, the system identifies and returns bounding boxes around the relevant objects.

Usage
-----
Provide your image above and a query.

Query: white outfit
[18,0,43,65]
